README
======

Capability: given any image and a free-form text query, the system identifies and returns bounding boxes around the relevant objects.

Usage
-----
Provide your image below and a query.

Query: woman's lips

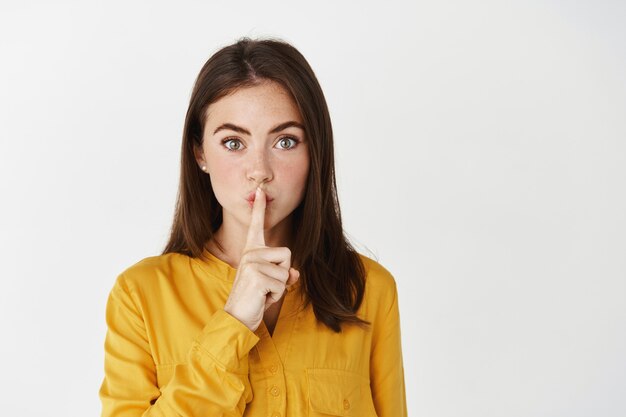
[246,190,274,202]
[245,191,274,207]
[247,197,273,208]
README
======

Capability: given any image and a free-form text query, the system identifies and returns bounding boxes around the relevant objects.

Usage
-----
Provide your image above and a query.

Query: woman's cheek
[208,166,237,207]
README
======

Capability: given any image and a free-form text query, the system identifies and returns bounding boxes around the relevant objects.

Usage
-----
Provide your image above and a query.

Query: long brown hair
[162,36,370,333]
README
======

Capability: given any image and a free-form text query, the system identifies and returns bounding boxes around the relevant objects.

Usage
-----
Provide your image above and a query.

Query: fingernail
[256,186,261,196]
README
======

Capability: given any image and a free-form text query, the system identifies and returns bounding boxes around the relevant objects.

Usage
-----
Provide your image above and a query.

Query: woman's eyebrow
[213,121,305,135]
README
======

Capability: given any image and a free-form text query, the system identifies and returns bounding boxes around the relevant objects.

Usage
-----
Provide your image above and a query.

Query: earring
[201,165,207,171]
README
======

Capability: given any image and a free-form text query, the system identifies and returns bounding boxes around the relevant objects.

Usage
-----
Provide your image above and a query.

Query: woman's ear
[193,144,208,172]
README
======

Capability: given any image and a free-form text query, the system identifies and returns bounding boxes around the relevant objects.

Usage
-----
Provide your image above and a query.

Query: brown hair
[162,36,370,333]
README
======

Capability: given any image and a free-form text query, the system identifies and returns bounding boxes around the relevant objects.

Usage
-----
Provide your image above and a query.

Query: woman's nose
[246,148,273,183]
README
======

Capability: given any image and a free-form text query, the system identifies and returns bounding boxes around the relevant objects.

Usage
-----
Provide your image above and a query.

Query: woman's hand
[223,186,300,332]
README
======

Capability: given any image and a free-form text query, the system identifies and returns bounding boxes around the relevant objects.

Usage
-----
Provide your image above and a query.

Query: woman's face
[195,81,310,235]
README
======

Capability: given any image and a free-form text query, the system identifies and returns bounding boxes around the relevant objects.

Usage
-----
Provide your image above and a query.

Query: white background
[1,0,625,416]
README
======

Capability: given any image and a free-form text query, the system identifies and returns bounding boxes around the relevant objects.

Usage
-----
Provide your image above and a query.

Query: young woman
[99,37,407,417]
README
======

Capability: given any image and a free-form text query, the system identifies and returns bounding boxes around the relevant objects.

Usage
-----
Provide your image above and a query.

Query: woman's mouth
[247,198,273,208]
[246,190,274,203]
[246,191,274,207]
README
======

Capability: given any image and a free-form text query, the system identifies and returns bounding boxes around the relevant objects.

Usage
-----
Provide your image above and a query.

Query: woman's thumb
[288,267,300,285]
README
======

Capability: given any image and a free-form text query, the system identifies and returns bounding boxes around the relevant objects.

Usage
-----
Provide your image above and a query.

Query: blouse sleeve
[369,277,409,417]
[98,274,260,417]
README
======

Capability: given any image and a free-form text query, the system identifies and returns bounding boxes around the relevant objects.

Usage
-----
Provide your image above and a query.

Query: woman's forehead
[205,82,303,128]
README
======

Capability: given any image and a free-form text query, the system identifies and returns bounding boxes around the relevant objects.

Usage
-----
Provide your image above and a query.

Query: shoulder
[357,252,398,292]
[114,252,191,295]
[355,252,402,326]
[356,252,399,311]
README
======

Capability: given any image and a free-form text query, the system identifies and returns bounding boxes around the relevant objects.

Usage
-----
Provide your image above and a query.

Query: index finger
[244,186,266,250]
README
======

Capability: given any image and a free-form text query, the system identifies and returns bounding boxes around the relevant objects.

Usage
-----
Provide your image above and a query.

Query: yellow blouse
[99,248,407,416]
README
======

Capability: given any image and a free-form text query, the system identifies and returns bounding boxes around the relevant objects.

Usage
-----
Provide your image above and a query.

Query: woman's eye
[222,139,243,151]
[277,136,299,150]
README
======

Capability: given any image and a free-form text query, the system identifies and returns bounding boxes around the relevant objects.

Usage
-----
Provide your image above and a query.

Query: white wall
[0,0,624,416]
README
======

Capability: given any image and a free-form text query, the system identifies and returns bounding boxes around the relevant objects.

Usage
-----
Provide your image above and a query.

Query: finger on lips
[245,186,266,250]
[244,185,300,281]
